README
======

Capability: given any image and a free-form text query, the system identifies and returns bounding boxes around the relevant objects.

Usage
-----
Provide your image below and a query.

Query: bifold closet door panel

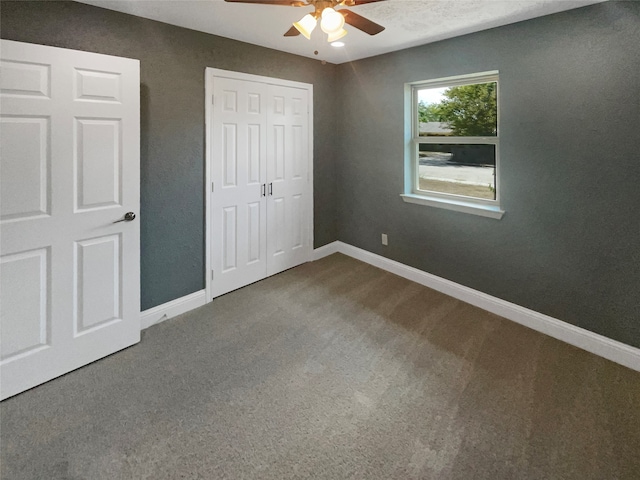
[266,84,311,276]
[210,77,268,298]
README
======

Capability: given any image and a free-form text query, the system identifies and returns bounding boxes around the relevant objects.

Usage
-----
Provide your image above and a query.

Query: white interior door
[210,76,268,298]
[266,84,311,276]
[207,70,312,300]
[0,40,140,400]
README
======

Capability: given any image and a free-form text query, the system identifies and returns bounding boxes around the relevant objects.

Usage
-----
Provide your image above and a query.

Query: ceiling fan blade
[340,10,385,35]
[284,25,302,37]
[342,0,386,5]
[224,0,306,6]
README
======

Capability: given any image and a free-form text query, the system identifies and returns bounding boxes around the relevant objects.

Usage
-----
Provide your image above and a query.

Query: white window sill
[400,193,505,219]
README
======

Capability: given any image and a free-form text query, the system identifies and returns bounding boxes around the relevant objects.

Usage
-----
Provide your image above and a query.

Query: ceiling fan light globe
[320,7,345,34]
[327,28,348,43]
[293,14,317,40]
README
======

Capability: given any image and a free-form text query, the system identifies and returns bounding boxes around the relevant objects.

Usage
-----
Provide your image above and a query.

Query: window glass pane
[417,82,497,137]
[417,144,496,200]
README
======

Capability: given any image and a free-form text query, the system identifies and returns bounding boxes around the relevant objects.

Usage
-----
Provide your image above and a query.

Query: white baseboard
[312,241,340,261]
[140,290,207,330]
[314,241,640,372]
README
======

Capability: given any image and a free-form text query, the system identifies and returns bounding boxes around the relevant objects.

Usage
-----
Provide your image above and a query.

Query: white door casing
[0,40,140,400]
[206,69,313,300]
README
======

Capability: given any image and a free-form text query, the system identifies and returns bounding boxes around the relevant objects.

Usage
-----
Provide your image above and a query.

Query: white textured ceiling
[77,0,607,64]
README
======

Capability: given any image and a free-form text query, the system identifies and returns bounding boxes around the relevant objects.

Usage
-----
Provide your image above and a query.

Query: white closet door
[0,40,140,400]
[266,84,311,276]
[210,77,268,297]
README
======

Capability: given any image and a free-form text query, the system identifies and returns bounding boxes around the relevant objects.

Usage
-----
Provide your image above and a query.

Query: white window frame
[401,71,505,219]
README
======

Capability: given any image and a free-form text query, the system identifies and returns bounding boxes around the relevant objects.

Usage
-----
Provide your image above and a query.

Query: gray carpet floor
[1,253,639,479]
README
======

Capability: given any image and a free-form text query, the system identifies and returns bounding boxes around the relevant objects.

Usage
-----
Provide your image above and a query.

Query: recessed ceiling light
[331,41,345,47]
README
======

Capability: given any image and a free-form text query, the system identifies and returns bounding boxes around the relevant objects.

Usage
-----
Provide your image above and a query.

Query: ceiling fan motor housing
[224,0,386,38]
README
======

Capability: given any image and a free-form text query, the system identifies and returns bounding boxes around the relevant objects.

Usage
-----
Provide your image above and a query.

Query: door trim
[204,68,314,302]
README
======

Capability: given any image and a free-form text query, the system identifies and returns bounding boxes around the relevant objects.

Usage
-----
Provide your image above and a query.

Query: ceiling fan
[224,0,386,43]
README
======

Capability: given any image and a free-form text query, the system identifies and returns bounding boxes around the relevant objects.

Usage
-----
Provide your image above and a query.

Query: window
[402,71,504,219]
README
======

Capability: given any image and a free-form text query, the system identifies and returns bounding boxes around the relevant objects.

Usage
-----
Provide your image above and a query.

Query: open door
[0,40,141,400]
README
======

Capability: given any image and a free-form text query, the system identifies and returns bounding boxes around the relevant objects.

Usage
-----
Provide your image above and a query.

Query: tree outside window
[413,74,499,203]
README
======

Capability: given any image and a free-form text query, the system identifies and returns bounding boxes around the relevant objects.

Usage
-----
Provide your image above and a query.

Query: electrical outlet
[381,233,388,246]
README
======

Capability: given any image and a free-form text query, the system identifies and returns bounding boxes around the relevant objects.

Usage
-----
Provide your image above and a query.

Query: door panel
[0,40,140,400]
[74,234,121,335]
[75,118,122,211]
[0,248,49,360]
[223,123,237,187]
[266,85,310,276]
[0,116,50,221]
[0,59,50,97]
[211,77,267,297]
[248,125,261,184]
[292,125,303,179]
[74,68,122,103]
[222,206,238,272]
[272,124,285,180]
[247,202,262,264]
[273,197,286,255]
[292,194,303,249]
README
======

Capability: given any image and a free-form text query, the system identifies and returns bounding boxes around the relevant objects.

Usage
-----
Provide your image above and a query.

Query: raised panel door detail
[0,248,50,362]
[248,124,260,184]
[74,235,122,336]
[74,118,121,212]
[0,60,50,98]
[292,194,303,249]
[248,93,260,114]
[0,116,50,222]
[247,202,261,264]
[223,124,237,187]
[223,206,237,271]
[273,125,285,181]
[74,68,122,103]
[292,98,302,116]
[292,125,302,179]
[223,90,237,112]
[274,197,285,255]
[74,68,121,103]
[273,96,285,115]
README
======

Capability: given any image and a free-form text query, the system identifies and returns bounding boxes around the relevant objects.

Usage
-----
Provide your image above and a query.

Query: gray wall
[2,1,639,349]
[0,0,338,310]
[335,1,640,347]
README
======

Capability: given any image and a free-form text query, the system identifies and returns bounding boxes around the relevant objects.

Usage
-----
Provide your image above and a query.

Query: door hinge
[212,95,215,105]
[211,182,215,192]
[211,270,214,280]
